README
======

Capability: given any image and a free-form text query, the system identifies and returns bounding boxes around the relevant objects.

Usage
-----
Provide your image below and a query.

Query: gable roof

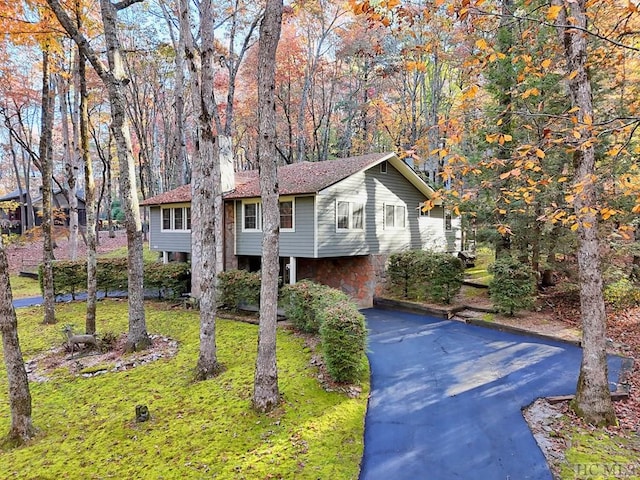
[0,188,29,202]
[141,152,436,206]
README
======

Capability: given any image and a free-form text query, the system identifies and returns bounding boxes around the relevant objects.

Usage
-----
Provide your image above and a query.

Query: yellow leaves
[497,224,512,236]
[583,114,593,125]
[600,208,617,220]
[407,61,427,72]
[546,5,563,21]
[535,149,545,159]
[521,88,540,99]
[541,59,552,69]
[568,70,578,80]
[570,223,579,231]
[486,133,513,145]
[462,84,480,101]
[557,176,568,183]
[475,38,489,50]
[567,107,580,114]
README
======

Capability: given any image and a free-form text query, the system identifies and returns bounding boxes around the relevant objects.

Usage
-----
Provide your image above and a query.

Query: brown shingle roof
[140,152,394,206]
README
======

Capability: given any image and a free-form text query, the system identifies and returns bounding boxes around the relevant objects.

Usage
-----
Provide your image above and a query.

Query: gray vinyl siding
[316,163,461,257]
[147,206,192,253]
[235,196,315,257]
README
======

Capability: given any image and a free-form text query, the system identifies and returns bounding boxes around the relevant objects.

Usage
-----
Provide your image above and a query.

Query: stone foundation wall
[224,202,237,270]
[296,255,388,308]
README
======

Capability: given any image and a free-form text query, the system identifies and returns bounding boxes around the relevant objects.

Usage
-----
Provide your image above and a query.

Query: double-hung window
[280,200,294,231]
[161,206,191,231]
[336,201,364,231]
[243,201,261,231]
[243,199,295,232]
[384,204,406,229]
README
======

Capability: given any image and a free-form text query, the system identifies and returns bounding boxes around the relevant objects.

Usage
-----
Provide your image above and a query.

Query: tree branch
[113,0,145,11]
[470,7,640,52]
[45,0,111,79]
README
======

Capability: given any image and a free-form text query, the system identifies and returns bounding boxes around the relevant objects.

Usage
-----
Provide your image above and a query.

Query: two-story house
[140,152,461,307]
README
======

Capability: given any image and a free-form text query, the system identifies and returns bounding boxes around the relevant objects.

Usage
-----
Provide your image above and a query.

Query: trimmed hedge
[217,269,261,311]
[40,259,190,299]
[319,301,367,383]
[488,256,536,316]
[281,280,349,333]
[386,250,464,304]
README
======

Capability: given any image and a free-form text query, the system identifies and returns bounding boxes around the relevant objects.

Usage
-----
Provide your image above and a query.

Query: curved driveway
[360,308,623,480]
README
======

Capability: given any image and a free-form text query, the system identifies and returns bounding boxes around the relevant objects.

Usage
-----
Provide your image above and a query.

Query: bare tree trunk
[40,46,56,325]
[58,72,79,260]
[555,0,615,426]
[0,235,34,446]
[253,0,283,414]
[75,5,98,335]
[179,0,223,379]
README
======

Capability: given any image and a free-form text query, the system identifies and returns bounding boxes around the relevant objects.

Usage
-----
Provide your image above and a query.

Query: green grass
[9,275,41,299]
[0,301,368,479]
[465,245,494,285]
[559,428,640,479]
[100,245,159,263]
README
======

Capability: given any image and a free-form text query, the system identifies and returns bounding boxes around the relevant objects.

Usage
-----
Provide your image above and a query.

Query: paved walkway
[360,308,624,480]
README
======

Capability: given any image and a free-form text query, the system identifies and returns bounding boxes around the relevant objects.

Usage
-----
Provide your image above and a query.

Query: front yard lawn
[0,300,368,479]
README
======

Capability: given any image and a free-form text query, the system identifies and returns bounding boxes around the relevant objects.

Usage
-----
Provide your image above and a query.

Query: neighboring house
[0,188,31,234]
[31,188,88,228]
[140,152,462,307]
[0,187,87,234]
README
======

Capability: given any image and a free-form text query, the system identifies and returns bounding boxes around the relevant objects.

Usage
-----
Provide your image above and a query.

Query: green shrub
[604,278,640,310]
[319,301,367,383]
[281,280,349,333]
[426,253,465,304]
[41,259,188,299]
[386,250,464,304]
[96,257,128,294]
[40,260,88,298]
[386,251,430,300]
[144,262,190,298]
[488,256,536,316]
[217,269,261,311]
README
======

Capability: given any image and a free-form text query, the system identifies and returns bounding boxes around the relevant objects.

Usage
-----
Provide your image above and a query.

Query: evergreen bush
[281,280,349,333]
[319,300,367,383]
[386,250,464,304]
[426,253,465,304]
[488,256,536,316]
[217,269,261,311]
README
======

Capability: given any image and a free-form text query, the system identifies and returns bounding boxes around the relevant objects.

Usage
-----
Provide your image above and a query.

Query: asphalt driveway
[360,308,624,480]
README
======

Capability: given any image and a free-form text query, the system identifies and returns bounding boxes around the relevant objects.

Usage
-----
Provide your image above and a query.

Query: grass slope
[0,300,368,479]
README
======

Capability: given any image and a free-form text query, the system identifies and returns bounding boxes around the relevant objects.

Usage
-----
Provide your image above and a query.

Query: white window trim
[160,205,191,232]
[384,203,407,230]
[279,197,295,233]
[242,200,262,232]
[336,200,365,232]
[380,161,388,174]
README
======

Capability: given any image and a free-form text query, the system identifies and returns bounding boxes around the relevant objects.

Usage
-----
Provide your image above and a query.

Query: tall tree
[553,0,616,425]
[0,234,34,446]
[47,0,151,351]
[179,0,223,379]
[75,0,98,335]
[253,0,283,413]
[40,44,56,326]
